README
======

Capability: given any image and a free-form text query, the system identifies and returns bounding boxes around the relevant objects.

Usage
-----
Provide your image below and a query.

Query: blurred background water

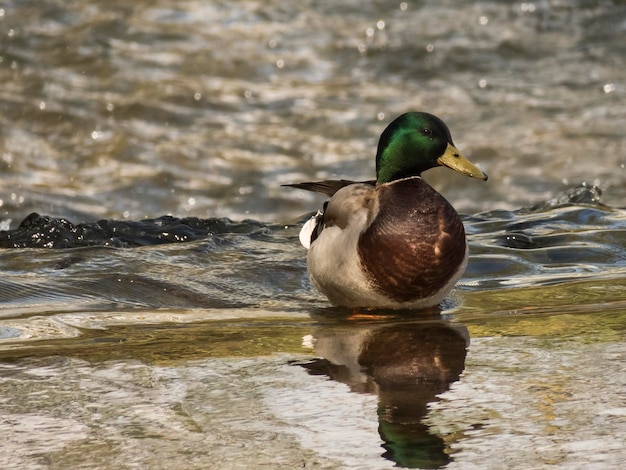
[0,1,625,469]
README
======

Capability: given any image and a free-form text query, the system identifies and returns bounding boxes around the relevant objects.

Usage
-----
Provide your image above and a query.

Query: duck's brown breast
[357,177,467,303]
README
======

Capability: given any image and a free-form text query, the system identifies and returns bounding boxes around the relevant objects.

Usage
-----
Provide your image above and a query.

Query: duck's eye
[422,128,432,136]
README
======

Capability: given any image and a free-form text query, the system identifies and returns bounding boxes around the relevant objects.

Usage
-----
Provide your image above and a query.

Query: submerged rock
[0,213,269,248]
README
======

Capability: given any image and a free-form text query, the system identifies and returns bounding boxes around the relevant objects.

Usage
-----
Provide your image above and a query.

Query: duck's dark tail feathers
[282,179,375,198]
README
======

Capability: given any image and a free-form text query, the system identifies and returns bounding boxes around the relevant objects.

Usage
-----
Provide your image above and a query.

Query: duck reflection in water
[297,315,468,469]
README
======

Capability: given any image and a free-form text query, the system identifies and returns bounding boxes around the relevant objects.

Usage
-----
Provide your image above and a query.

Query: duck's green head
[375,112,488,184]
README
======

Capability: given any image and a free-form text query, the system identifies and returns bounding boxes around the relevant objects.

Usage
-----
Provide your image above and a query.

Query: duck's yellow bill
[437,143,488,181]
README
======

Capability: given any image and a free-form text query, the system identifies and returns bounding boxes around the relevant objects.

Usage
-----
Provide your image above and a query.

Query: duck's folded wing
[282,179,375,198]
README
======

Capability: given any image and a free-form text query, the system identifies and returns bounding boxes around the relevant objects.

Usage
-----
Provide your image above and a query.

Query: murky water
[0,1,625,468]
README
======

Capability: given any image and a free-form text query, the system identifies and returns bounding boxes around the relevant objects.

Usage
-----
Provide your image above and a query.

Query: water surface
[0,1,625,469]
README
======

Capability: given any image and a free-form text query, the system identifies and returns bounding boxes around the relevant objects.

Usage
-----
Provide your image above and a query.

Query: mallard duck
[286,112,487,309]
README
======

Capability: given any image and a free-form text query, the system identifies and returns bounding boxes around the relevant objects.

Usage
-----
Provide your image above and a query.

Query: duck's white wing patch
[298,210,322,249]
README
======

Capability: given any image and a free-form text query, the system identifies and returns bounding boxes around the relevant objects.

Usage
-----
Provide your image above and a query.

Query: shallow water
[1,1,625,469]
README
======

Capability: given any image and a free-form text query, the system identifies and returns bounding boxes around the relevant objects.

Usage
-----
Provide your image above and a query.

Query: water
[0,0,625,468]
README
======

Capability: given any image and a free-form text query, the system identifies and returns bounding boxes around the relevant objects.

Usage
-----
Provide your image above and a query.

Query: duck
[285,112,487,310]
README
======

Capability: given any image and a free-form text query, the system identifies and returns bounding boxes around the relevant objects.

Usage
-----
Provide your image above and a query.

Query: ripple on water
[464,186,626,290]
